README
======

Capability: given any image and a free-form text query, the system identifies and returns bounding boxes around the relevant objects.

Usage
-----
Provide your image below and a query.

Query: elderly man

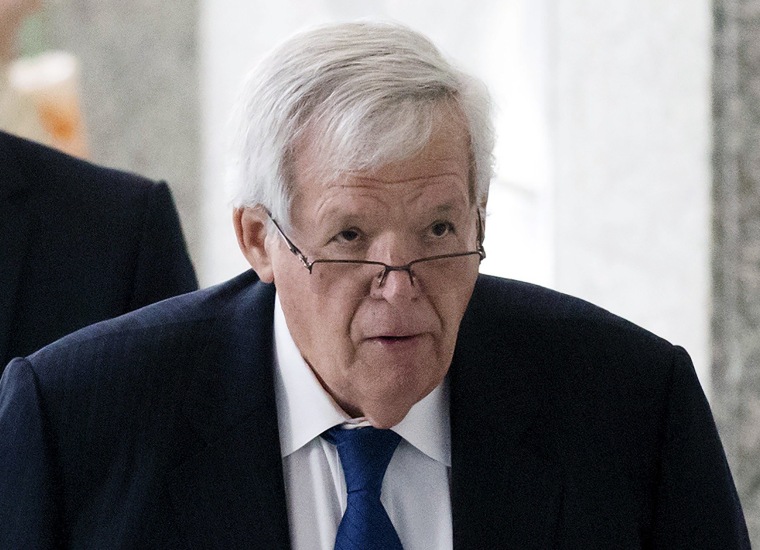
[0,22,749,549]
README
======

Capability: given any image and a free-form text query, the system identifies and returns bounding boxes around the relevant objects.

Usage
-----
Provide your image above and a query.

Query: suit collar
[166,275,291,549]
[180,275,278,442]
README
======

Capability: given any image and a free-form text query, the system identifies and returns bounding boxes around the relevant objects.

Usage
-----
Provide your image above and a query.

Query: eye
[430,221,454,238]
[334,228,361,243]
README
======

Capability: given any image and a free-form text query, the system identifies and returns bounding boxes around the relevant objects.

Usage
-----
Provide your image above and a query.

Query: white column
[551,0,713,389]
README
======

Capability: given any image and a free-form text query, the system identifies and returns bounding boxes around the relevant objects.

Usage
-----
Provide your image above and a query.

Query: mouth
[376,335,415,342]
[367,334,424,347]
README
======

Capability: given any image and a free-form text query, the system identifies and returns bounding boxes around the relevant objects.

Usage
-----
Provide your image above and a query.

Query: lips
[356,307,436,344]
[364,328,422,340]
[374,335,417,342]
[365,333,426,348]
[361,320,429,341]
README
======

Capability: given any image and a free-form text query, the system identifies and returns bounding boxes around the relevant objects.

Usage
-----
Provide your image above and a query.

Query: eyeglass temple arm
[476,208,486,259]
[265,210,315,271]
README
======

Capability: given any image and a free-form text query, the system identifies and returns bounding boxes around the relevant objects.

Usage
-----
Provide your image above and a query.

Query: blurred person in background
[0,0,197,368]
[0,21,749,549]
[0,130,198,371]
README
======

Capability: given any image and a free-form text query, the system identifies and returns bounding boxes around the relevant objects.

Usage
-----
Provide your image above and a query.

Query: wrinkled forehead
[283,117,474,239]
[285,99,475,201]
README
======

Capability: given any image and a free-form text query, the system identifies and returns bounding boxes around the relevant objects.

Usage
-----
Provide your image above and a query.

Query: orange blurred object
[8,51,88,158]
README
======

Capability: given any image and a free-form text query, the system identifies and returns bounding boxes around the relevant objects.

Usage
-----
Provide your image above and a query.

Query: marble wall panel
[713,0,760,542]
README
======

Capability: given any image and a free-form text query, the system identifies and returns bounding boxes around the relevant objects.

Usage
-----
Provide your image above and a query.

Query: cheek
[280,289,359,365]
[435,291,472,336]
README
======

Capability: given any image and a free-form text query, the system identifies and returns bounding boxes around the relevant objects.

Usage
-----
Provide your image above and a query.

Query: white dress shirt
[273,295,453,550]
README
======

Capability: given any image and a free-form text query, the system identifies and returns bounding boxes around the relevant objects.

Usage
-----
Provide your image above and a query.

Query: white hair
[228,21,494,226]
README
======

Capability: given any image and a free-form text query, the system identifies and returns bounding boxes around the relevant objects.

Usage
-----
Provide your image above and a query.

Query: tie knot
[322,426,401,494]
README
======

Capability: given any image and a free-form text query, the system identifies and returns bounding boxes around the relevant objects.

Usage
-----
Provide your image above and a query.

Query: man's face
[240,115,481,428]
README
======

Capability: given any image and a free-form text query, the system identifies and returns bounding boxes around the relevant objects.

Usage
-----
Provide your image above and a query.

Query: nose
[367,233,422,299]
[371,265,420,301]
[378,265,415,287]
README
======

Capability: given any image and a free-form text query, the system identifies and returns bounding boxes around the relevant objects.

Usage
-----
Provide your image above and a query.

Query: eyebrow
[422,202,470,220]
[431,203,460,215]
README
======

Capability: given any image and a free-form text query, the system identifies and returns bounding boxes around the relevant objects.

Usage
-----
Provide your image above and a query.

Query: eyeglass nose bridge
[376,263,416,287]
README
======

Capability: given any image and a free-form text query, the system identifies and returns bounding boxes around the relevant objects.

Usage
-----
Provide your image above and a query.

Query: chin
[362,398,417,429]
[359,370,443,427]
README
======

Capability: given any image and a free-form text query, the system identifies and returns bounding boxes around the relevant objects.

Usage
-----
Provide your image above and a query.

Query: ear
[233,206,275,283]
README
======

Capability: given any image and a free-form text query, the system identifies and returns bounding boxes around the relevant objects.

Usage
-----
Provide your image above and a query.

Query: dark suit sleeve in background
[128,181,198,311]
[0,132,200,369]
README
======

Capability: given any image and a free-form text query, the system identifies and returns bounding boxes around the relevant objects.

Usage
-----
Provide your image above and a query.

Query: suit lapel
[166,279,291,549]
[0,137,32,365]
[449,279,563,549]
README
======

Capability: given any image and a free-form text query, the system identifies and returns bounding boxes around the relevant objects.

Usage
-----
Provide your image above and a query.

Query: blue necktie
[322,426,404,550]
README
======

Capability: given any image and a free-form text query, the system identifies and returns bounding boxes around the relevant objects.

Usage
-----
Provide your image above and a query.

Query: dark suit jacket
[0,131,198,370]
[0,272,749,548]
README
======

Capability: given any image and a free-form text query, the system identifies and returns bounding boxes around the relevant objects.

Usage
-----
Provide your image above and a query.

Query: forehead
[290,118,472,223]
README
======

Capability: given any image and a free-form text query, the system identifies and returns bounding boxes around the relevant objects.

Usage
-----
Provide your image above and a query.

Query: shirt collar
[272,294,451,467]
